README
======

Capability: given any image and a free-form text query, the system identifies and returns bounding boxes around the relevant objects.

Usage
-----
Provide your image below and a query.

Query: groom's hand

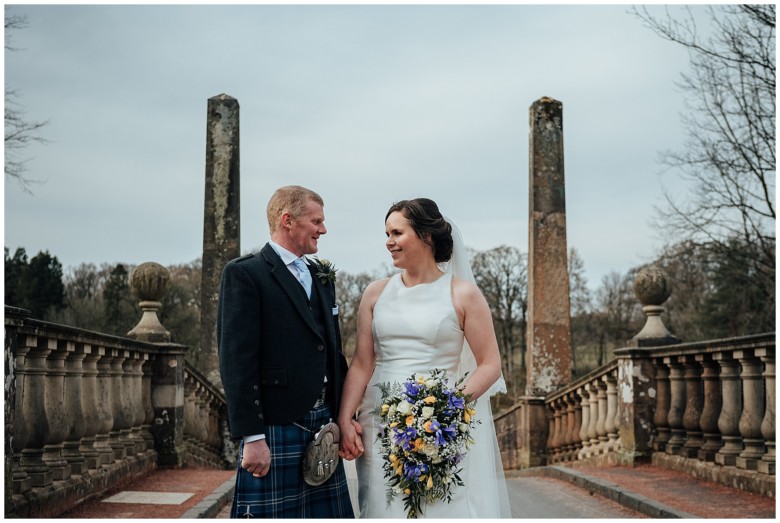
[242,439,271,478]
[338,419,364,460]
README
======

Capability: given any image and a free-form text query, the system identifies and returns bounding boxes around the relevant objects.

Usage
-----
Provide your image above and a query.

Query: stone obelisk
[200,94,240,386]
[526,96,572,396]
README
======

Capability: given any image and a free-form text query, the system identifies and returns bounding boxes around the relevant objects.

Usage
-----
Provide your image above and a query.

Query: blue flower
[404,381,422,398]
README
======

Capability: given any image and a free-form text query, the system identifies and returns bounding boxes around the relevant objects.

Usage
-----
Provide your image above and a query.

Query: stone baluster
[19,337,54,487]
[682,356,704,458]
[108,349,129,461]
[586,382,599,455]
[603,373,619,451]
[757,347,775,475]
[665,358,686,455]
[551,398,564,462]
[196,383,210,453]
[42,341,70,481]
[12,336,34,494]
[79,345,102,470]
[595,379,608,452]
[184,377,198,462]
[715,354,743,466]
[141,359,156,452]
[62,341,87,475]
[652,361,671,451]
[697,354,723,461]
[120,353,138,457]
[563,393,576,461]
[577,385,591,460]
[571,391,583,458]
[94,347,116,465]
[128,353,147,455]
[736,351,766,470]
[544,405,554,462]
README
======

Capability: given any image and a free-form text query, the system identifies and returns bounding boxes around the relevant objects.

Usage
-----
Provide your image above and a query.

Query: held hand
[242,439,271,478]
[338,419,364,460]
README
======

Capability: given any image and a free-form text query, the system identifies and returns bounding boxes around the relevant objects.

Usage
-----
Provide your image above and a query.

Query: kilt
[230,403,354,518]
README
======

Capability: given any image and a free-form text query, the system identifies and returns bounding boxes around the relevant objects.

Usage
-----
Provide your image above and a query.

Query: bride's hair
[385,198,453,263]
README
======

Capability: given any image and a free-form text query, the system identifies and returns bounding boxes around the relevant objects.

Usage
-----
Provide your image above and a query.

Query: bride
[337,198,511,518]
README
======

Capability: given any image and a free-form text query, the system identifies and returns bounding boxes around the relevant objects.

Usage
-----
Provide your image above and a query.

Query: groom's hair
[267,185,324,233]
[386,198,453,263]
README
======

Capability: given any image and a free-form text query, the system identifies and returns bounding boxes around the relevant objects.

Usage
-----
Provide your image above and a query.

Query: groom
[217,185,354,518]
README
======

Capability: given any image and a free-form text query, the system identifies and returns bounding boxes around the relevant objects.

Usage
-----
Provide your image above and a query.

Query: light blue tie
[292,257,312,299]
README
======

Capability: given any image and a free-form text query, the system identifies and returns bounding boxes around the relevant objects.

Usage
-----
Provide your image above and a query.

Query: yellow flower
[390,421,399,428]
[405,415,415,427]
[413,438,425,451]
[417,375,426,384]
[423,420,434,433]
[426,475,434,490]
[423,396,437,404]
[463,411,471,423]
[381,404,390,415]
[404,488,411,495]
[418,474,426,483]
[389,454,397,463]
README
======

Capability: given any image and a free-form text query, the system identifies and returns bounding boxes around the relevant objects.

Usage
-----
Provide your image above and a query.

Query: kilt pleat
[230,403,354,519]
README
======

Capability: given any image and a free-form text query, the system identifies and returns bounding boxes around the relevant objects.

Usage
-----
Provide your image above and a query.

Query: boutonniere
[313,257,338,285]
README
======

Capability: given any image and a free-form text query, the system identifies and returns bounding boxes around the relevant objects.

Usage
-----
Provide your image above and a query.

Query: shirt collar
[269,241,309,266]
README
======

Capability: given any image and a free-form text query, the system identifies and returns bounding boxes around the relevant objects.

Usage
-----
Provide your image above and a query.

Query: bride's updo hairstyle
[385,198,453,263]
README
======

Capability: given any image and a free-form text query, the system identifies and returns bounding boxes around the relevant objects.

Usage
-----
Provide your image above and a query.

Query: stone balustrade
[5,305,229,518]
[494,266,774,497]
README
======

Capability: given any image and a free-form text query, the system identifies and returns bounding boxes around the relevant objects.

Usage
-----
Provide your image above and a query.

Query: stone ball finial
[127,262,171,343]
[633,266,672,306]
[631,265,680,346]
[130,262,171,302]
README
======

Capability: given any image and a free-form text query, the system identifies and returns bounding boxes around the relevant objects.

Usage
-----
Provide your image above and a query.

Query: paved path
[61,462,776,519]
[506,476,645,518]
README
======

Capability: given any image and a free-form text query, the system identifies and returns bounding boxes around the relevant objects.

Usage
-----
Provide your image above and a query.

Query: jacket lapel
[261,244,321,338]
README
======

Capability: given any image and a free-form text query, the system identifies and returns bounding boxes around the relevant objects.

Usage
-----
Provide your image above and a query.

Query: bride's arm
[453,279,502,400]
[337,278,388,460]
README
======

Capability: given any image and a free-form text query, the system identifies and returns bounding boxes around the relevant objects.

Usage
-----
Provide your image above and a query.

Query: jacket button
[317,344,325,352]
[258,414,263,420]
[255,400,260,406]
[273,379,279,385]
[253,385,259,391]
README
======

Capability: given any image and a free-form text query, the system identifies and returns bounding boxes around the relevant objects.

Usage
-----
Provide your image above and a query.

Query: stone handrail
[183,360,232,469]
[5,305,229,517]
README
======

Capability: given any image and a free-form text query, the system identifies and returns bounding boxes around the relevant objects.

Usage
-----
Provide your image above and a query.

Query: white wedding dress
[356,272,511,518]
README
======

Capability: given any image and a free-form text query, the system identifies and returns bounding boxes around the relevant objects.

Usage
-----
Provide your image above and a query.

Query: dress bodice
[370,272,463,386]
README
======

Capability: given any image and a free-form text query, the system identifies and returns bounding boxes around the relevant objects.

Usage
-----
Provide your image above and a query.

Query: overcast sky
[4,3,701,290]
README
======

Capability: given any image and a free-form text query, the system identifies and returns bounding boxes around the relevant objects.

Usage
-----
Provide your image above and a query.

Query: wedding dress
[356,271,511,518]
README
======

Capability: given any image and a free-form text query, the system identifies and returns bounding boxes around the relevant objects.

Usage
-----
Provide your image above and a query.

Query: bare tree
[568,247,593,375]
[5,12,49,193]
[633,5,775,303]
[470,245,527,399]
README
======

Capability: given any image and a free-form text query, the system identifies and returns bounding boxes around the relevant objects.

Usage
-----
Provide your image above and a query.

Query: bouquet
[374,369,478,518]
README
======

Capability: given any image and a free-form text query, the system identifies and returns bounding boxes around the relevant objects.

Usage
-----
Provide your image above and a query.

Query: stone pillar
[665,358,686,455]
[79,345,102,470]
[613,348,656,463]
[526,96,572,397]
[201,94,241,386]
[681,357,704,457]
[62,341,87,474]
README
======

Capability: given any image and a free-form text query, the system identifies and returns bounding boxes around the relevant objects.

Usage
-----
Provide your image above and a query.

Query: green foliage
[4,247,65,318]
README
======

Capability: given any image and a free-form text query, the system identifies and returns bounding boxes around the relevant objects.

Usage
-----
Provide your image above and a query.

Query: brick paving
[572,464,776,519]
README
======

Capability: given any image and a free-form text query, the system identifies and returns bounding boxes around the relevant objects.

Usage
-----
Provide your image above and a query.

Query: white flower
[388,405,397,418]
[397,400,413,415]
[421,443,439,458]
[421,406,435,419]
[424,379,438,388]
[459,423,469,433]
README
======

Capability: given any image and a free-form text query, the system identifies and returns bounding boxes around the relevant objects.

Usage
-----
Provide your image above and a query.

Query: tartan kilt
[230,403,355,519]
